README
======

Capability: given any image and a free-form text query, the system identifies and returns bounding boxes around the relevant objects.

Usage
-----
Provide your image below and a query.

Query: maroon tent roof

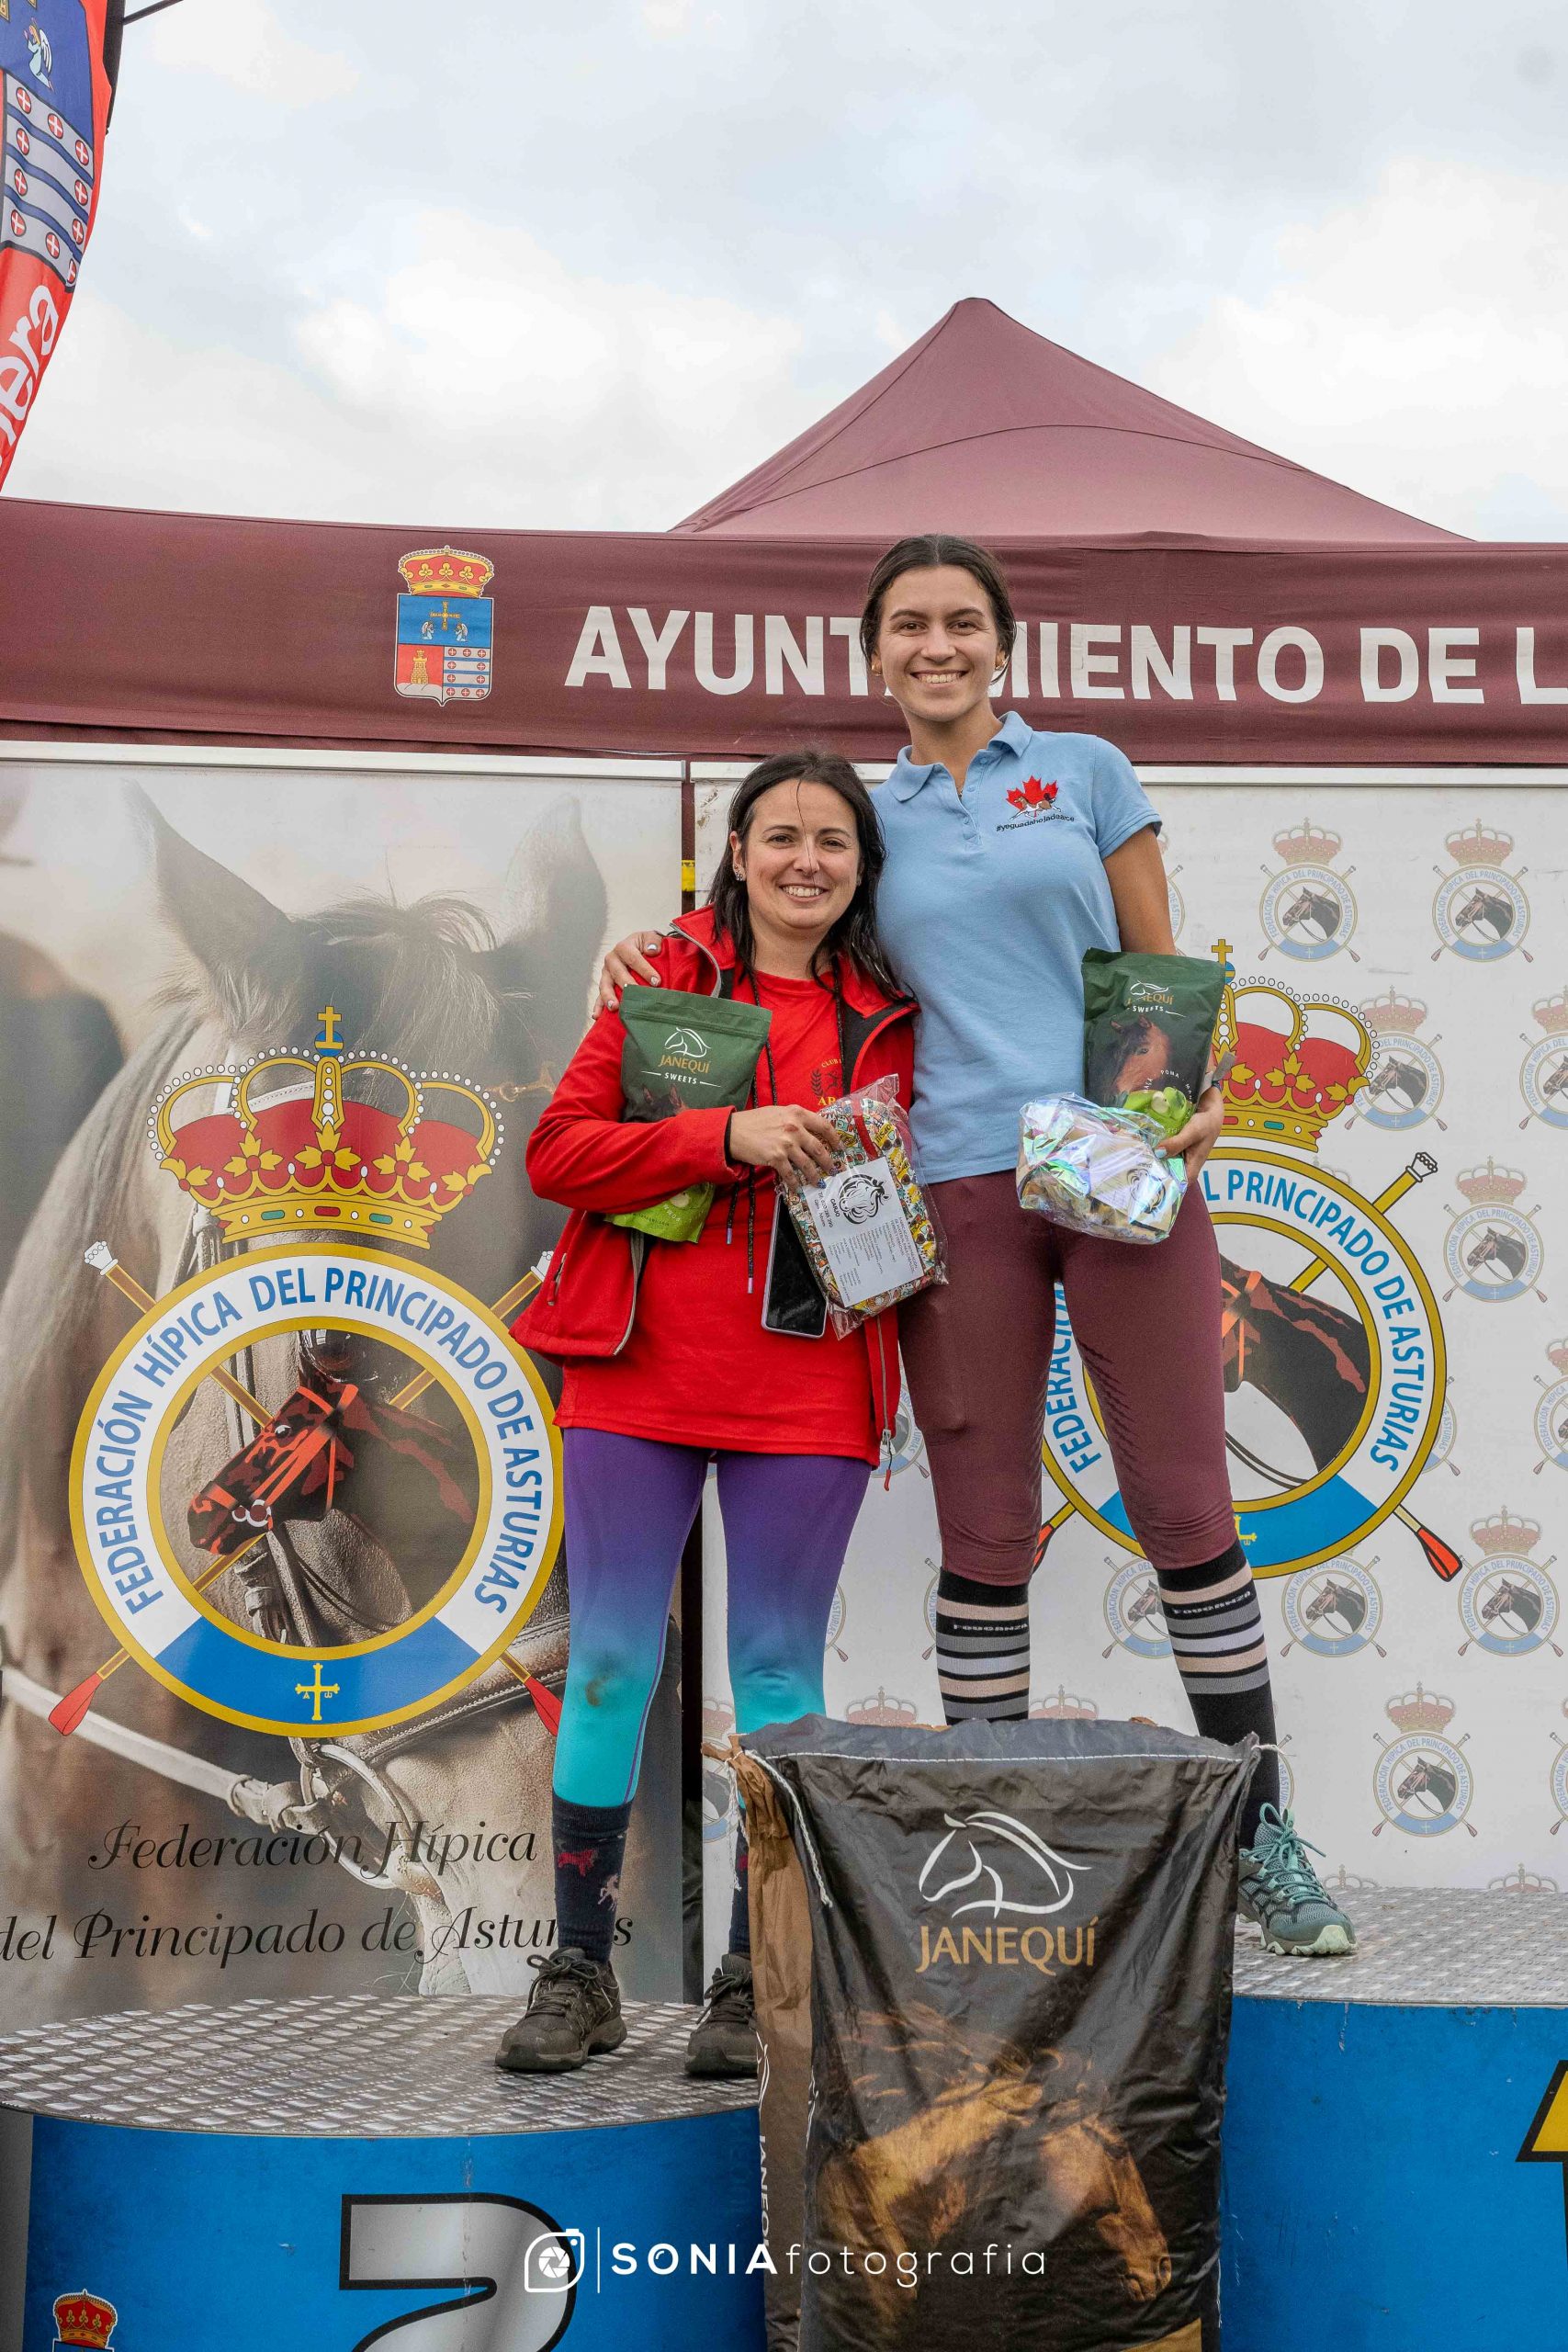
[675,298,1460,546]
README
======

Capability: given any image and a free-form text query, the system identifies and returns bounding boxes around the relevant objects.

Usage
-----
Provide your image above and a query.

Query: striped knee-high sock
[935,1567,1031,1724]
[1156,1542,1281,1845]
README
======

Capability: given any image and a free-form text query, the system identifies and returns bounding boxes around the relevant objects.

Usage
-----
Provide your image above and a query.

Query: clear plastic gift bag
[784,1076,945,1334]
[1018,1091,1186,1244]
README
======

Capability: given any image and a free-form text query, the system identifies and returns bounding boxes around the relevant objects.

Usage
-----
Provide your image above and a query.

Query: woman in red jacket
[497,750,914,2080]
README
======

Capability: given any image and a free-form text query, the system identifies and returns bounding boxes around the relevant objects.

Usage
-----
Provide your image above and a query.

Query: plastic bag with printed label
[783,1076,944,1335]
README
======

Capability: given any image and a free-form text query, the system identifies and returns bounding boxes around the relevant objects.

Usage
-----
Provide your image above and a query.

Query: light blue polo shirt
[873,712,1161,1183]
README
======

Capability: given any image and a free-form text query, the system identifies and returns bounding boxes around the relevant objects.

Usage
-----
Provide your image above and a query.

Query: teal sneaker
[1237,1804,1357,1958]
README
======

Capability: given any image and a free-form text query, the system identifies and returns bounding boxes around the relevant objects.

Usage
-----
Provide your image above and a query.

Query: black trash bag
[741,1714,1254,2352]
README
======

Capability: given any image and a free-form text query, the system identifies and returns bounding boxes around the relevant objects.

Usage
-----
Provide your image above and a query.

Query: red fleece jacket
[512,909,916,1449]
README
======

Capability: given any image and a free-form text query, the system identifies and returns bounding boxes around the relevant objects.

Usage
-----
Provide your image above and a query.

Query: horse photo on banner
[0,758,687,2027]
[0,0,121,488]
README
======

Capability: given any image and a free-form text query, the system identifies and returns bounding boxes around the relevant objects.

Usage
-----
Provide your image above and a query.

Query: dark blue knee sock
[552,1792,631,1966]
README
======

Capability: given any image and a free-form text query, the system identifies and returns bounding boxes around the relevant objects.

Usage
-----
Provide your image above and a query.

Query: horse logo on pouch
[1351,989,1446,1133]
[393,545,495,705]
[1372,1685,1475,1838]
[1519,985,1568,1131]
[1431,819,1530,963]
[1456,1510,1560,1659]
[1258,819,1358,964]
[1044,948,1460,1586]
[63,1008,560,1738]
[1442,1160,1545,1305]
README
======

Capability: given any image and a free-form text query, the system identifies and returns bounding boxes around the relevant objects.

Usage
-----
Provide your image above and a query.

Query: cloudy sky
[9,0,1568,536]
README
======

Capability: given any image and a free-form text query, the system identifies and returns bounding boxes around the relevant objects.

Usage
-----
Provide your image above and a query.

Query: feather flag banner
[0,0,120,489]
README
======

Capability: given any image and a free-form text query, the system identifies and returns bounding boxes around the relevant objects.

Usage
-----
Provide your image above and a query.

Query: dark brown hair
[707,749,901,999]
[859,532,1018,668]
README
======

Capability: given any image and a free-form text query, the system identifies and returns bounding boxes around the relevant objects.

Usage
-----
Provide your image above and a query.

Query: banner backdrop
[1,502,1567,763]
[0,754,685,2026]
[0,2,118,490]
[693,780,1568,1957]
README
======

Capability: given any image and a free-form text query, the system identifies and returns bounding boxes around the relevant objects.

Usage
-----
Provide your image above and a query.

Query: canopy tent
[675,299,1459,547]
[0,300,1563,763]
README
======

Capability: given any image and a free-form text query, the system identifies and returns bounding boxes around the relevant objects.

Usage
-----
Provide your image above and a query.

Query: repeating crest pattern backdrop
[694,779,1566,1957]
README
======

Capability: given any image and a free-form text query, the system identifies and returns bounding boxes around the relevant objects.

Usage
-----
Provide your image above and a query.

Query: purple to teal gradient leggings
[552,1430,871,1809]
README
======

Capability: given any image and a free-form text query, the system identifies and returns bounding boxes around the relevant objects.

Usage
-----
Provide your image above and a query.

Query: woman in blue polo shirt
[602,534,1354,1962]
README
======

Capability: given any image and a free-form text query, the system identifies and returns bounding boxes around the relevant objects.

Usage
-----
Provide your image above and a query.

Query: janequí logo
[915,1809,1097,1975]
[62,1008,559,1740]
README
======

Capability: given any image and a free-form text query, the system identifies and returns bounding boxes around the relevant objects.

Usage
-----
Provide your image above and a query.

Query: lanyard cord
[723,957,847,1295]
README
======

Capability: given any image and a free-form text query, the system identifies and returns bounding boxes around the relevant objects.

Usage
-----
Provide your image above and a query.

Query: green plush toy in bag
[608,985,773,1242]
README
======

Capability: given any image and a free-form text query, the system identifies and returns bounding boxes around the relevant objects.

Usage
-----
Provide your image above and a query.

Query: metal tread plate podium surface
[1,1891,1564,2347]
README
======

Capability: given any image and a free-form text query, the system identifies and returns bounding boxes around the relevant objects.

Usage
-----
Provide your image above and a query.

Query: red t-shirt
[558,969,879,1461]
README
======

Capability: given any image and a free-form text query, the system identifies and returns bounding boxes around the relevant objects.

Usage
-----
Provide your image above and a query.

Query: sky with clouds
[8,0,1568,537]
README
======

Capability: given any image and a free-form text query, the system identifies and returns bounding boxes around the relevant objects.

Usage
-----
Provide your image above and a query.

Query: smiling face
[870,563,1008,729]
[731,777,863,961]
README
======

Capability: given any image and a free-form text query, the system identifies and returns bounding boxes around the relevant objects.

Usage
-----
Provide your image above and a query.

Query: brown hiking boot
[684,1952,758,2079]
[494,1949,626,2075]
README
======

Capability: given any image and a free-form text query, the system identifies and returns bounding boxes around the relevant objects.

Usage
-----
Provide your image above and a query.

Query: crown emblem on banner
[1488,1865,1556,1895]
[1532,987,1568,1032]
[52,2292,118,2350]
[1445,819,1513,867]
[1213,953,1373,1154]
[1549,1339,1568,1375]
[1272,818,1342,866]
[1457,1158,1526,1205]
[396,545,495,598]
[1386,1683,1456,1736]
[1029,1684,1099,1723]
[1471,1508,1541,1556]
[149,1006,502,1249]
[1359,987,1427,1035]
[845,1687,919,1727]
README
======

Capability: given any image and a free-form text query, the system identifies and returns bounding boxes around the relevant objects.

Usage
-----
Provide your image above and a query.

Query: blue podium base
[0,1995,765,2350]
[3,1890,1563,2349]
[1224,1886,1568,2350]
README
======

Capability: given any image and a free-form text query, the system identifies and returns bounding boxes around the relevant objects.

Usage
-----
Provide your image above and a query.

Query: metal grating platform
[0,1992,758,2138]
[0,1892,1561,2138]
[1234,1884,1568,2006]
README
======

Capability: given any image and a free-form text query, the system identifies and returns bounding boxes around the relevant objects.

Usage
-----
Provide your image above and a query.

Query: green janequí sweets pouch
[608,984,773,1242]
[1081,947,1226,1140]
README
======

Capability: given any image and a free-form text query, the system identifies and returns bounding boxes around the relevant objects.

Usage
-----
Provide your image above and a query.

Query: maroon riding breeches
[898,1171,1237,1586]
